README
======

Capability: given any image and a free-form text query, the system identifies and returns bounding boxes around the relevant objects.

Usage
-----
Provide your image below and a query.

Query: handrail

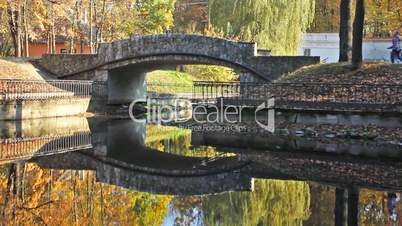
[194,81,402,87]
[0,79,93,100]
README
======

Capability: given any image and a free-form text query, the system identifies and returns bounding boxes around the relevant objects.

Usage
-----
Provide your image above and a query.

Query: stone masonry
[38,34,320,81]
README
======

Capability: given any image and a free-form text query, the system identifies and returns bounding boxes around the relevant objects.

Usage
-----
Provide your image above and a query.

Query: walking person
[390,30,402,63]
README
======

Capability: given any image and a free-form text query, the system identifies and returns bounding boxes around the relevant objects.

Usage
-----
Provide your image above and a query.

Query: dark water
[0,117,402,225]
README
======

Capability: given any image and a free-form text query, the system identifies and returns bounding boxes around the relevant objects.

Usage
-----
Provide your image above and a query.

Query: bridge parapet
[98,34,257,65]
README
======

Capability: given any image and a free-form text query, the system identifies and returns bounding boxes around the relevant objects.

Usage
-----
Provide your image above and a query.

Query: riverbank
[0,58,53,80]
[279,62,402,84]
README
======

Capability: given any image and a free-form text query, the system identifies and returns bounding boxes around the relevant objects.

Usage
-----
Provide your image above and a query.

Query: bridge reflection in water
[0,118,401,225]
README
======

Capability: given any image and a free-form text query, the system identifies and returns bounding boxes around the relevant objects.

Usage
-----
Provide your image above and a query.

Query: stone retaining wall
[0,97,90,120]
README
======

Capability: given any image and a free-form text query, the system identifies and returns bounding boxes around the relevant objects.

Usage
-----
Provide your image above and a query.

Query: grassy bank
[0,58,47,80]
[146,70,196,93]
[146,65,239,94]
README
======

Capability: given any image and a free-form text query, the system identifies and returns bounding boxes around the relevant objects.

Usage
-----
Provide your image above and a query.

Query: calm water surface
[0,117,401,225]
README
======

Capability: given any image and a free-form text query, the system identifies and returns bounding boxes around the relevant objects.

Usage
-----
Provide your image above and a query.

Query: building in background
[299,33,393,63]
[29,35,91,58]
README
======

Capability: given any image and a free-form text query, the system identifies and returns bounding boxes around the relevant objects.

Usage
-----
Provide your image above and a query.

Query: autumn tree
[313,0,401,38]
[174,0,209,34]
[0,163,172,225]
[309,0,341,33]
[0,0,13,56]
[6,1,23,57]
[365,0,402,38]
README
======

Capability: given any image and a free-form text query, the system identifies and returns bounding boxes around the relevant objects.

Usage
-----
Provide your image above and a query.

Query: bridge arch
[103,53,267,104]
[100,53,265,78]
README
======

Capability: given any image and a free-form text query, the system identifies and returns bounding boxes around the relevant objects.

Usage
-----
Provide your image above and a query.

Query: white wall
[299,33,392,63]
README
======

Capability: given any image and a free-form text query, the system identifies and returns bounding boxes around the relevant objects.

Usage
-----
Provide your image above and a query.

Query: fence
[0,132,92,162]
[193,81,402,105]
[0,79,93,100]
[192,81,272,101]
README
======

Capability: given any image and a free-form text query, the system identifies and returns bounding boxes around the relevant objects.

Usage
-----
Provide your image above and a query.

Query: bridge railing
[193,81,271,100]
[193,81,402,105]
[0,132,92,162]
[0,79,93,100]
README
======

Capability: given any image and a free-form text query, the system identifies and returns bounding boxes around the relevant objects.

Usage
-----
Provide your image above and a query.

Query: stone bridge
[38,34,319,104]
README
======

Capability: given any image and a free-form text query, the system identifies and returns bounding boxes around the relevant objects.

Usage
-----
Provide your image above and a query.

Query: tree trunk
[339,0,352,62]
[16,1,22,57]
[51,2,56,54]
[335,188,348,226]
[23,0,29,57]
[347,187,359,226]
[387,0,392,12]
[47,1,54,54]
[80,38,84,53]
[70,1,80,54]
[352,0,365,70]
[47,32,51,53]
[97,0,106,47]
[89,0,94,53]
[7,1,22,57]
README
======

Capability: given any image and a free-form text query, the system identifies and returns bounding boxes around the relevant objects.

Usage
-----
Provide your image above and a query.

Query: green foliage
[101,0,176,41]
[146,67,239,94]
[125,0,176,35]
[202,180,311,226]
[145,125,191,144]
[146,125,225,158]
[184,65,239,82]
[132,193,172,226]
[146,70,195,93]
[209,0,316,55]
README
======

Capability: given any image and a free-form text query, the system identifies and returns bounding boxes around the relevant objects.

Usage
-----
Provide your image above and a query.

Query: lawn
[146,70,197,93]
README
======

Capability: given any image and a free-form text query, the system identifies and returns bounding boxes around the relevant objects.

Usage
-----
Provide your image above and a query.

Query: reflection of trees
[146,125,233,158]
[0,163,172,225]
[359,189,402,226]
[302,183,335,226]
[173,180,311,226]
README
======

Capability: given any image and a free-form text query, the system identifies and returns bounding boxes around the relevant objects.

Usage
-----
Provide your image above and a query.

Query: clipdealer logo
[129,98,275,132]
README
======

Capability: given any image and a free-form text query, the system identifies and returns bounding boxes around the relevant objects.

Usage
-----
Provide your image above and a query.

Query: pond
[0,116,401,225]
